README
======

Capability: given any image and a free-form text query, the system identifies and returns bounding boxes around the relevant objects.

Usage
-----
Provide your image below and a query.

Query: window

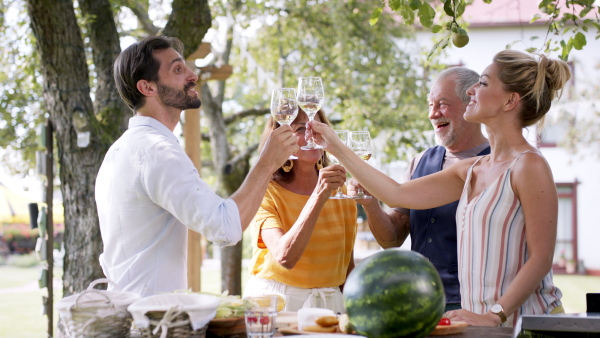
[552,182,579,274]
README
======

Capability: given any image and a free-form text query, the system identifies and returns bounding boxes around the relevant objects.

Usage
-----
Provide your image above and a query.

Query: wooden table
[274,326,514,337]
[427,326,514,337]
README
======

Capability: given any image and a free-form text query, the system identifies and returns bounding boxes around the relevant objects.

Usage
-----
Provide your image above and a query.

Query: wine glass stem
[357,187,364,197]
[307,114,317,145]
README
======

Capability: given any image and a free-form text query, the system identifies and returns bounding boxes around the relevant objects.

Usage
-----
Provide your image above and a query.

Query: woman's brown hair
[258,109,332,183]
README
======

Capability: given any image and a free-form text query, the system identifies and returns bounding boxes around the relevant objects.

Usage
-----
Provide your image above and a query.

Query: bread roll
[315,316,339,327]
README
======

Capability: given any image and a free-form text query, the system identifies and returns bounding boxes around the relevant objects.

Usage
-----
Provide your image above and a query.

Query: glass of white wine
[349,130,372,199]
[271,88,299,160]
[329,130,352,200]
[297,77,324,150]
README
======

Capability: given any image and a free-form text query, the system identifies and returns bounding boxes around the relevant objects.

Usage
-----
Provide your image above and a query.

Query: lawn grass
[554,274,600,313]
[0,266,42,289]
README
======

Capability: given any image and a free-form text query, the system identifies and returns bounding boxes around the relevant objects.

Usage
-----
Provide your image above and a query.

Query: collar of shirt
[128,116,179,144]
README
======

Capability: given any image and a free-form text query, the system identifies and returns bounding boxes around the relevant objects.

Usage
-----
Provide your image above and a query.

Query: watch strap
[491,304,507,323]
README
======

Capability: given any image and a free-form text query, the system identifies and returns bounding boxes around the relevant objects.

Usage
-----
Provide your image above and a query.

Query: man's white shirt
[96,116,242,296]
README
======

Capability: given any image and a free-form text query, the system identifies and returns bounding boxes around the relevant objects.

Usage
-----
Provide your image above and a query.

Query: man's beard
[157,82,201,110]
[435,129,458,148]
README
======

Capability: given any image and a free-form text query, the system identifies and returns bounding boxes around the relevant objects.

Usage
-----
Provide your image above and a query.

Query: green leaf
[443,0,455,17]
[560,43,572,61]
[564,13,577,22]
[388,0,402,11]
[428,35,451,59]
[455,0,466,17]
[579,6,592,18]
[418,3,435,28]
[401,5,416,24]
[531,14,541,23]
[539,0,553,8]
[370,7,383,26]
[431,25,443,33]
[409,0,421,11]
[573,32,587,50]
[483,0,492,3]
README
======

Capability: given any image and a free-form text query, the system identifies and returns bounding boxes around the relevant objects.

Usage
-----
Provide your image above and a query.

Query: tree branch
[224,108,269,125]
[224,143,259,175]
[120,0,160,35]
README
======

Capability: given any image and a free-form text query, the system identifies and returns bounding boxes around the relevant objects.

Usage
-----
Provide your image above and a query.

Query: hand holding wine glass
[297,77,324,150]
[271,88,299,159]
[349,131,372,199]
[329,130,351,199]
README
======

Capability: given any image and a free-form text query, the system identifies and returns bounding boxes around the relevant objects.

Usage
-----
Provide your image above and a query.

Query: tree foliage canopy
[371,0,600,60]
[205,0,439,169]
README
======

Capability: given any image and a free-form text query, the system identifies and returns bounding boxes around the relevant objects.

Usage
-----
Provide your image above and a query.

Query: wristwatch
[491,304,507,324]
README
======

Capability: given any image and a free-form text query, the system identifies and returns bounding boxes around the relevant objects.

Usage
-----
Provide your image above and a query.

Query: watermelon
[343,249,445,338]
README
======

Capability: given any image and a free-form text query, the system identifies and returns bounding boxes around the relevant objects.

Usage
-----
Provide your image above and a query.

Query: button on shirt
[96,116,242,297]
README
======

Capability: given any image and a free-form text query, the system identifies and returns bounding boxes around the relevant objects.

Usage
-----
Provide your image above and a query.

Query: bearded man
[96,36,298,296]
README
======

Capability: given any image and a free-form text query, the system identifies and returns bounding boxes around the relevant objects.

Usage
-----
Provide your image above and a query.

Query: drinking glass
[244,295,278,338]
[329,130,352,199]
[297,77,324,150]
[349,131,372,199]
[271,88,299,160]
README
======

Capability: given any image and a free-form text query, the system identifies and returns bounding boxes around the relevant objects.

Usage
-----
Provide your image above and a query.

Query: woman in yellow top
[244,109,358,313]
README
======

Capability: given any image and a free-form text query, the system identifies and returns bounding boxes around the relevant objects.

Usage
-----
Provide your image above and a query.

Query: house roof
[463,0,596,27]
[463,0,548,27]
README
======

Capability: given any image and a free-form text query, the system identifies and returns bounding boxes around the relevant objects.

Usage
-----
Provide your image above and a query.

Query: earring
[316,156,324,170]
[282,160,294,172]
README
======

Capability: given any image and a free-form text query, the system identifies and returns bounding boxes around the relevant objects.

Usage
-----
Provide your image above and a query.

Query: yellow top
[248,181,358,288]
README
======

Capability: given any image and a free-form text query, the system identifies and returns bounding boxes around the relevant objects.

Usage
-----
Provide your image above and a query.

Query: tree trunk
[162,0,212,58]
[27,0,212,296]
[26,0,106,295]
[198,16,250,295]
[202,81,246,295]
[79,0,130,140]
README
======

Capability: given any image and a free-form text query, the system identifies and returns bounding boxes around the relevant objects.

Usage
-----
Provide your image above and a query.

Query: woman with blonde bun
[307,50,571,327]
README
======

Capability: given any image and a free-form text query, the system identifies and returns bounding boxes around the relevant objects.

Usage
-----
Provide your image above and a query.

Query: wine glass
[349,131,372,199]
[271,88,299,160]
[297,77,324,150]
[328,130,352,200]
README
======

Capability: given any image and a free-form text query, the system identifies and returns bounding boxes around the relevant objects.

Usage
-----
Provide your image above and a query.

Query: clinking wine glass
[349,130,372,199]
[297,77,324,150]
[328,130,352,200]
[271,88,299,160]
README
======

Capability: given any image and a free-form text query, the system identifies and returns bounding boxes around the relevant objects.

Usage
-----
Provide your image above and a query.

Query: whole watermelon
[343,249,445,338]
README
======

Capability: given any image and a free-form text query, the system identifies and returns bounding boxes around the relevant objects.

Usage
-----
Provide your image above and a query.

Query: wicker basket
[56,279,142,338]
[128,293,219,338]
[135,310,208,338]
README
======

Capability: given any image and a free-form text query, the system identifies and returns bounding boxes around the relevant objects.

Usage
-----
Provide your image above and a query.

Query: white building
[398,0,600,275]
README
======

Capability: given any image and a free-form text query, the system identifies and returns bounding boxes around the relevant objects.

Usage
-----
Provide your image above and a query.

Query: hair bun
[544,57,571,93]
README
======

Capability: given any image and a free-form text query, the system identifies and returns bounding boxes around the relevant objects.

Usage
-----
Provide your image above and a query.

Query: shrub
[2,225,39,254]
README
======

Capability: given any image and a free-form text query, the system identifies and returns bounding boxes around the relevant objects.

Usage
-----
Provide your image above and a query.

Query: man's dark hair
[113,36,184,112]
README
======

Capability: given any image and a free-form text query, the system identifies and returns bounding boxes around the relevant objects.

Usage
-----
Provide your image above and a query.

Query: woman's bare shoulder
[513,149,550,172]
[445,155,484,179]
